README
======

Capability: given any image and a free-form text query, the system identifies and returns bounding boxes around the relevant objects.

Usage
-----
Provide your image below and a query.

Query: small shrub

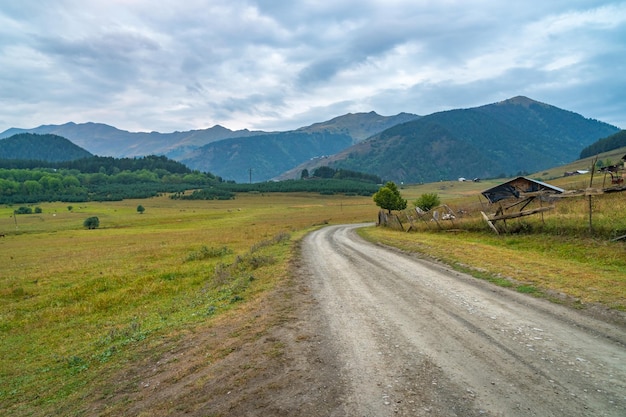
[185,245,232,262]
[246,254,276,270]
[249,232,291,253]
[414,193,440,211]
[14,206,32,215]
[83,216,100,229]
[213,263,232,286]
[273,231,291,244]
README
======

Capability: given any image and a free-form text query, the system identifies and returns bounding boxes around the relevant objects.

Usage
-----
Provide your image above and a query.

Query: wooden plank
[481,211,499,234]
[488,206,554,221]
[604,185,626,193]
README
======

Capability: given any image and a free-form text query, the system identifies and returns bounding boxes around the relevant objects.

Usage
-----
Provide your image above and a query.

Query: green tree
[414,193,440,211]
[14,206,32,215]
[300,168,309,179]
[373,181,407,213]
[83,216,100,229]
[62,175,81,189]
[137,204,145,214]
[313,166,335,178]
[22,180,43,195]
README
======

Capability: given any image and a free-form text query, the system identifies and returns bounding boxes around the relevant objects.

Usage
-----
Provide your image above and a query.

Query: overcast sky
[1,0,625,134]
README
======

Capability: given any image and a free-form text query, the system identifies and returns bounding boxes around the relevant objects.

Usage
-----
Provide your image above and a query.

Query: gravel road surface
[299,224,626,417]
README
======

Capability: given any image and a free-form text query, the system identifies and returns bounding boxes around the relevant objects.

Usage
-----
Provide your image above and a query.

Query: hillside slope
[279,97,619,183]
[580,130,626,159]
[0,133,93,161]
[181,131,353,183]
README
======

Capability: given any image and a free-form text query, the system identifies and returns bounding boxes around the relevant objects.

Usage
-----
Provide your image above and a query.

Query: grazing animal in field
[0,233,5,237]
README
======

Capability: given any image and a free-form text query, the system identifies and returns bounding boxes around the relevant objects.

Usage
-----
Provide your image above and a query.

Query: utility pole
[249,168,252,184]
[588,156,598,234]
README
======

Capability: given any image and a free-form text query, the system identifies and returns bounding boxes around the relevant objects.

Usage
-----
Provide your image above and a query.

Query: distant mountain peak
[296,111,420,142]
[499,96,544,107]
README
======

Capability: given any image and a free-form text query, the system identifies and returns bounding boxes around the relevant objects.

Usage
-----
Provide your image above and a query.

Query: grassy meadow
[0,193,374,416]
[1,176,625,415]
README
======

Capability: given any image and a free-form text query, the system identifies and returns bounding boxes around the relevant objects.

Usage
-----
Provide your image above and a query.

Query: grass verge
[358,226,626,311]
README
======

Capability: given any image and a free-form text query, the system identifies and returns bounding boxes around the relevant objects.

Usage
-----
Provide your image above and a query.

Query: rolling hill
[0,133,93,161]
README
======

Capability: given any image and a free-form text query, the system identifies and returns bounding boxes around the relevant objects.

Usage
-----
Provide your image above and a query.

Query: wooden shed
[480,177,564,234]
[481,177,564,204]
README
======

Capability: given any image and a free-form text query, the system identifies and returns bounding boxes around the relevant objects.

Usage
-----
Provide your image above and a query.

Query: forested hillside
[287,97,619,183]
[181,131,353,183]
[580,130,626,158]
[0,133,93,161]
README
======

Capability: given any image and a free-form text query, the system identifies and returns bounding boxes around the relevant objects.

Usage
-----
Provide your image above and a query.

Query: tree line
[0,154,195,175]
[0,157,380,204]
[302,166,382,184]
[0,155,222,204]
[579,130,626,159]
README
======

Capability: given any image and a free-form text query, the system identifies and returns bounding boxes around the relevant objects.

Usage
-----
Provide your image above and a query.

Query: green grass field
[0,193,374,416]
[1,184,624,416]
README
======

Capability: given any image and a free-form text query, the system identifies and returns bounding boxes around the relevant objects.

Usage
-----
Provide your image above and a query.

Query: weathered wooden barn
[481,177,564,203]
[480,177,564,233]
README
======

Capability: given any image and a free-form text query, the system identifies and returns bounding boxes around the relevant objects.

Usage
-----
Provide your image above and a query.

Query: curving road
[300,224,626,417]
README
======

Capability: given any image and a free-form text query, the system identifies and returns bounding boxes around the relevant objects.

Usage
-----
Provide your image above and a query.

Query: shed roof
[481,177,564,203]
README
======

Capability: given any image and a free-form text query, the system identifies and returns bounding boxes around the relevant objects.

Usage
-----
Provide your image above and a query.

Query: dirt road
[299,224,626,417]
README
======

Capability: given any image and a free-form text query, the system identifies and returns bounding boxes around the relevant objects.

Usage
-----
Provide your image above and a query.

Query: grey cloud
[0,0,624,132]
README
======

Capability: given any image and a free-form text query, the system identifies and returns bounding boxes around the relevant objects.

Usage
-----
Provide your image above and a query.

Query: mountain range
[0,96,620,183]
